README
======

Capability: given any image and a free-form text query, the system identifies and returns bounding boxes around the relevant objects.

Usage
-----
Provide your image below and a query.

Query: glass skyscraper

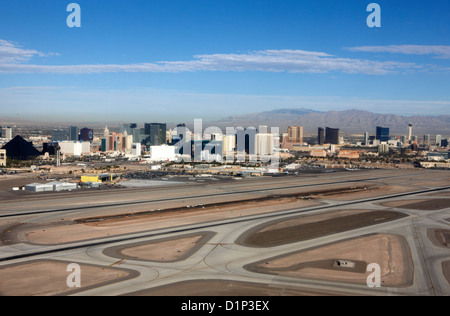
[318,127,325,145]
[376,126,390,142]
[69,126,79,141]
[325,127,339,145]
[145,123,167,146]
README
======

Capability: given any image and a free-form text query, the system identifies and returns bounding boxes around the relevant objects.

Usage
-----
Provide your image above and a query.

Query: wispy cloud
[162,50,414,75]
[0,39,42,64]
[0,39,416,75]
[347,45,450,59]
[0,39,59,64]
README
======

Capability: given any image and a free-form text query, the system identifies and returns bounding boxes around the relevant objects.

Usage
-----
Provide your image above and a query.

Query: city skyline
[1,0,450,122]
[2,109,450,139]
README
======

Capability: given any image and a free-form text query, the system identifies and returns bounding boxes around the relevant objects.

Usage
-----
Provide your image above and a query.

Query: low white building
[131,142,141,157]
[24,183,54,192]
[201,150,222,163]
[284,163,301,170]
[24,181,78,192]
[48,181,78,192]
[59,141,90,156]
[149,145,176,162]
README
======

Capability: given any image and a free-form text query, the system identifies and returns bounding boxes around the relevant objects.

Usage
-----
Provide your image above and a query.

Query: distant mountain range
[2,108,449,137]
[212,109,450,136]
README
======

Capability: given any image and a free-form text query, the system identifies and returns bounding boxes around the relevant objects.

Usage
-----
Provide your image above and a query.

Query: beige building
[0,149,6,167]
[337,150,360,159]
[310,149,327,157]
[123,130,133,153]
[288,126,303,143]
[223,134,236,157]
[282,126,304,149]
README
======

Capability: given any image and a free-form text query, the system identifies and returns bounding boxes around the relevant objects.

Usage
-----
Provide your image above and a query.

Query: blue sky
[0,0,449,123]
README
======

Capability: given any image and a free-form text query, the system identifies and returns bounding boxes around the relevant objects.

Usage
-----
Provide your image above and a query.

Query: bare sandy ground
[14,183,409,246]
[413,180,450,188]
[427,229,450,249]
[380,199,428,208]
[428,191,450,197]
[17,198,321,245]
[0,174,41,200]
[246,234,413,287]
[258,209,378,232]
[442,261,450,285]
[321,185,415,201]
[237,210,407,247]
[380,199,450,211]
[0,260,134,296]
[120,235,203,262]
[104,232,215,263]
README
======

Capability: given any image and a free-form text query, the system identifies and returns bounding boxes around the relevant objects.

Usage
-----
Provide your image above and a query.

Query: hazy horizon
[1,107,449,127]
[1,1,449,122]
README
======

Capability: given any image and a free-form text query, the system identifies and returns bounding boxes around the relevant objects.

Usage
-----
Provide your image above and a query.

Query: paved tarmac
[0,168,449,296]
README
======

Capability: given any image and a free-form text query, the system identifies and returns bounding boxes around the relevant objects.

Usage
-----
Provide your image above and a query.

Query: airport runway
[0,168,449,296]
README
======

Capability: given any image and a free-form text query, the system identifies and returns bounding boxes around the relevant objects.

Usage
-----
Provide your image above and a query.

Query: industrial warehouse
[23,181,79,193]
[17,173,121,193]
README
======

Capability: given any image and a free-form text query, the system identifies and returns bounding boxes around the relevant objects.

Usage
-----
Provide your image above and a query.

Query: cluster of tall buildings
[172,124,279,162]
[363,125,448,149]
[1,119,449,167]
[112,123,167,147]
[51,122,449,161]
[52,126,93,142]
[101,126,140,156]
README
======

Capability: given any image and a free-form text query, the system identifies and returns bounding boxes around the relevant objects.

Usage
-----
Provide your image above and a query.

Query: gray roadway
[69,191,449,296]
[0,168,449,296]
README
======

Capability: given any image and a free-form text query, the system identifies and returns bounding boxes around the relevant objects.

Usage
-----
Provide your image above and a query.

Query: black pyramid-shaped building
[1,135,41,160]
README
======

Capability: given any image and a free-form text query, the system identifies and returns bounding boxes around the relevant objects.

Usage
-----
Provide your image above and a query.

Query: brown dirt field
[103,232,215,263]
[246,234,414,287]
[17,198,321,245]
[427,191,450,197]
[123,279,351,296]
[380,199,450,211]
[237,210,408,247]
[74,185,372,224]
[442,261,450,285]
[0,174,38,189]
[427,229,450,249]
[0,174,39,200]
[0,260,135,296]
[379,199,427,208]
[414,180,450,187]
[319,185,413,201]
